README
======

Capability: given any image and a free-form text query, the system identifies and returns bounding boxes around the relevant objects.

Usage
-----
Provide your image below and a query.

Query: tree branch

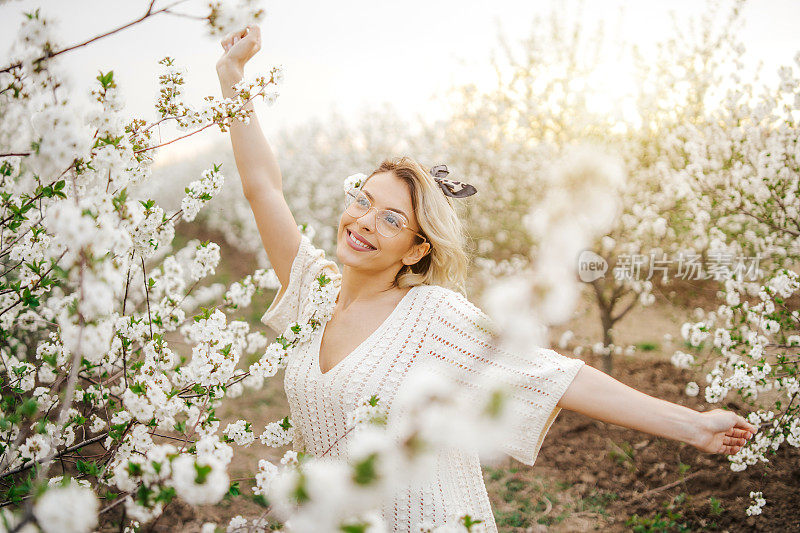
[0,1,191,75]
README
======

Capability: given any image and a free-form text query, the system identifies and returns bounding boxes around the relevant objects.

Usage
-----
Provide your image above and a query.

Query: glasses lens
[377,211,403,238]
[344,190,407,238]
[345,190,368,216]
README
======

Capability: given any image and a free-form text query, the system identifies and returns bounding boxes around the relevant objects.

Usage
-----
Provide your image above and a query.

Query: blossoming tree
[0,2,630,532]
[437,2,754,374]
[666,37,800,519]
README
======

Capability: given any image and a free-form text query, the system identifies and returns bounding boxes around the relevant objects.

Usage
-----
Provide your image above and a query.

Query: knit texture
[261,234,586,532]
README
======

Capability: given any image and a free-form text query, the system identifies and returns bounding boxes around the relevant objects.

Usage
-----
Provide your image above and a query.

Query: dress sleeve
[260,234,340,335]
[422,287,585,466]
[292,425,308,455]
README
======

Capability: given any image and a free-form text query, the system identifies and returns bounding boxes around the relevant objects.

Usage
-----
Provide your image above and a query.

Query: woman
[216,25,758,532]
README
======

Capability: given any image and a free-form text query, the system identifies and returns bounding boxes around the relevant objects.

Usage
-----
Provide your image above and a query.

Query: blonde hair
[361,156,471,295]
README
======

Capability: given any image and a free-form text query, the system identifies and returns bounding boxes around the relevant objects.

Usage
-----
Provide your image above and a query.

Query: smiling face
[336,170,430,276]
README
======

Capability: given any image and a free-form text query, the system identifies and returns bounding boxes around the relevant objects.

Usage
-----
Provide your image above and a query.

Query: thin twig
[628,471,704,501]
[133,85,271,155]
[0,432,110,480]
[0,1,190,75]
[99,492,130,515]
[0,250,67,318]
[142,256,153,340]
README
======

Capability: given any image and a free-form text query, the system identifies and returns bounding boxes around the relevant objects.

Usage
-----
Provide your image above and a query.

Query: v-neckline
[314,285,418,377]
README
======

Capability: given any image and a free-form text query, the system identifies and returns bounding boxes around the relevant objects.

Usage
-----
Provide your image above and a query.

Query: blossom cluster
[153,54,283,136]
[746,491,766,516]
[182,164,225,222]
[0,3,288,531]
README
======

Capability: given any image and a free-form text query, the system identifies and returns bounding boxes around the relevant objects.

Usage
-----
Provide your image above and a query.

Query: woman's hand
[691,408,758,455]
[216,24,262,75]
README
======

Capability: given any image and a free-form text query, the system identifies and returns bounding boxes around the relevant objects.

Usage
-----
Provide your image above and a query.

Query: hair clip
[429,164,477,198]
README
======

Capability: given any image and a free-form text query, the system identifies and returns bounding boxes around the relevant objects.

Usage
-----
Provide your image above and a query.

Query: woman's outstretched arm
[557,363,759,455]
[216,24,301,292]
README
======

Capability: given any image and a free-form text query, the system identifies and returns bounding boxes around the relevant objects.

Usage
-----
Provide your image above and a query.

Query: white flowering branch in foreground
[0,2,292,531]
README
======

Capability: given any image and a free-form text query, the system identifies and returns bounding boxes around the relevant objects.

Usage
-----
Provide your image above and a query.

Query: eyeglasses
[344,187,427,242]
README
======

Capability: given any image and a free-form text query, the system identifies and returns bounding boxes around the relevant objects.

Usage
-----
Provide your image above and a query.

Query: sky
[2,0,800,167]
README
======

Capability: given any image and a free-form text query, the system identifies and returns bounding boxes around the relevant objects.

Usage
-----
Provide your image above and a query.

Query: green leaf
[351,453,378,486]
[96,70,115,89]
[194,462,212,484]
[76,460,100,476]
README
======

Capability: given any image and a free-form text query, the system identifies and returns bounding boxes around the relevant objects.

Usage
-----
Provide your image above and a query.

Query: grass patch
[636,341,659,352]
[625,492,724,532]
[485,465,504,482]
[504,478,526,494]
[626,509,691,532]
[578,488,619,516]
[708,496,724,516]
[487,467,613,529]
[495,509,527,528]
[608,440,637,471]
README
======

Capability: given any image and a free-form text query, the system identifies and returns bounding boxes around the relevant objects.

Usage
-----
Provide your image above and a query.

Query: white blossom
[33,482,99,533]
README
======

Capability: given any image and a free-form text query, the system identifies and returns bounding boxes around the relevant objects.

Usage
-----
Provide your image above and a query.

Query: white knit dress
[261,234,586,532]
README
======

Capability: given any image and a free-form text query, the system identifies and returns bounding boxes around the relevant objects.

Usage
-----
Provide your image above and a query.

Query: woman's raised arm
[216,24,301,292]
[557,363,759,455]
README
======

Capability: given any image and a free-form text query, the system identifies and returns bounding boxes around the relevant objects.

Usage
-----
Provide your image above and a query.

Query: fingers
[230,31,243,48]
[243,24,261,49]
[734,415,759,434]
[247,24,261,40]
[720,444,738,455]
[728,427,752,439]
[722,434,748,447]
[221,31,235,52]
[220,25,253,52]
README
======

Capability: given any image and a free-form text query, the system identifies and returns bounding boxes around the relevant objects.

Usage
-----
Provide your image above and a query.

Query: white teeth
[349,230,374,250]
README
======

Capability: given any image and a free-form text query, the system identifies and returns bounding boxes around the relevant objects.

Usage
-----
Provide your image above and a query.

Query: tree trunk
[601,309,614,374]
